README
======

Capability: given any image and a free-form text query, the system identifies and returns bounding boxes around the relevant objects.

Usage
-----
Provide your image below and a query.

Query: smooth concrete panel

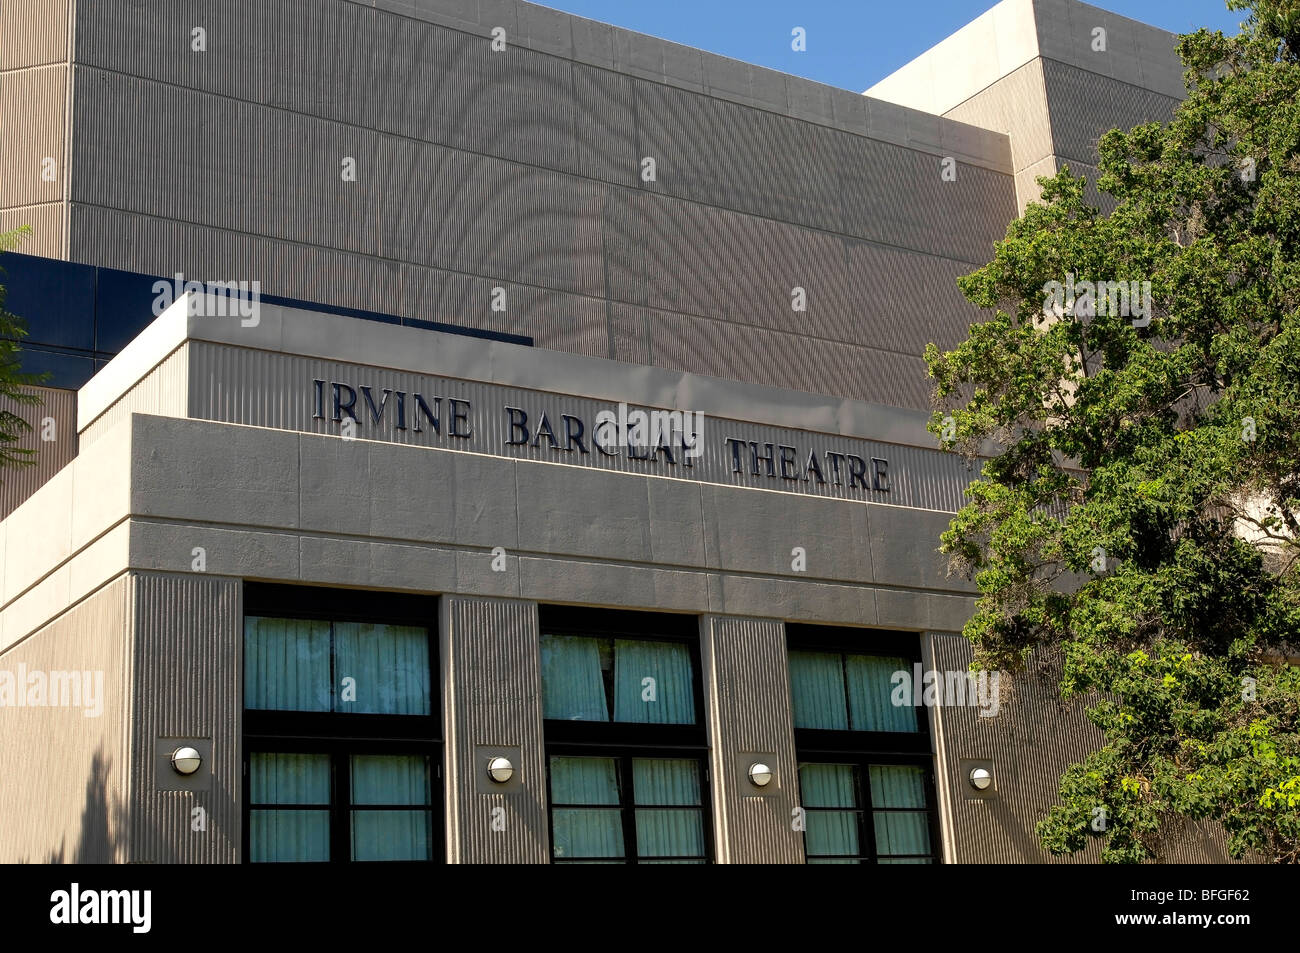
[129,414,301,528]
[515,463,654,563]
[867,505,974,592]
[128,520,301,582]
[875,587,977,633]
[454,548,523,598]
[646,477,707,566]
[518,556,710,613]
[0,521,128,653]
[368,441,522,550]
[298,433,372,537]
[715,574,877,626]
[2,452,73,599]
[296,535,457,592]
[700,483,870,583]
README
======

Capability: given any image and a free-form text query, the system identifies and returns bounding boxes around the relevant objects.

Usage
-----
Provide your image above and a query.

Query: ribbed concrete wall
[700,615,802,863]
[0,64,67,238]
[0,573,130,863]
[930,632,1237,863]
[55,0,1015,410]
[440,595,547,863]
[0,0,69,252]
[128,571,241,863]
[0,0,69,70]
[1040,60,1180,169]
[174,340,976,513]
[0,384,76,519]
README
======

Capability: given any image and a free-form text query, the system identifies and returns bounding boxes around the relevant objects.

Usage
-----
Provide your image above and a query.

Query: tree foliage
[926,0,1300,862]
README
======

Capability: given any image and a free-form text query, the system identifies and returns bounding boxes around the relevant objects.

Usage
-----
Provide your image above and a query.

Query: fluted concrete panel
[0,574,130,862]
[176,340,977,512]
[0,384,76,519]
[1041,59,1179,168]
[700,615,802,863]
[73,0,275,104]
[441,594,547,863]
[128,572,241,863]
[929,632,1237,863]
[0,66,66,210]
[0,203,62,255]
[0,0,69,70]
[648,307,937,411]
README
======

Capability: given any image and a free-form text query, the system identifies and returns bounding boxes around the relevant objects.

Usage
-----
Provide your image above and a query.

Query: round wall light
[487,756,515,784]
[748,762,774,787]
[969,767,992,791]
[171,746,202,776]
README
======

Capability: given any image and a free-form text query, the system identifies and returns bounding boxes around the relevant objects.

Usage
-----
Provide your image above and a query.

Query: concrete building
[0,0,1233,863]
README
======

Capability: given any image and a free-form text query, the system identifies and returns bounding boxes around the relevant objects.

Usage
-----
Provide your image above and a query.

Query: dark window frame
[787,624,942,864]
[241,583,443,864]
[545,744,713,865]
[539,606,712,864]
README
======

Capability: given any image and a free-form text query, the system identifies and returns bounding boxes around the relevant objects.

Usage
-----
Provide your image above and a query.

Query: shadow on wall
[19,749,125,864]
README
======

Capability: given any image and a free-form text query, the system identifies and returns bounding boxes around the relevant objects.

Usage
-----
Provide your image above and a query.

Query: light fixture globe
[171,746,202,776]
[748,762,774,787]
[487,756,515,784]
[969,767,992,791]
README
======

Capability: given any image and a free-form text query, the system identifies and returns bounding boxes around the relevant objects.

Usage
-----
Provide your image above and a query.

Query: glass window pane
[249,810,330,863]
[549,756,620,805]
[612,639,695,724]
[799,763,856,808]
[552,809,625,860]
[350,755,430,806]
[334,624,430,715]
[250,753,330,805]
[244,617,331,711]
[540,634,609,721]
[869,765,928,808]
[805,811,860,858]
[872,811,932,858]
[632,758,701,806]
[789,651,849,730]
[846,654,918,732]
[351,810,432,861]
[635,809,705,858]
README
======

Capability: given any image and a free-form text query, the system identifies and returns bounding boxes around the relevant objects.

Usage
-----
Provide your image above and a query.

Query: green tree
[926,0,1300,863]
[0,225,48,470]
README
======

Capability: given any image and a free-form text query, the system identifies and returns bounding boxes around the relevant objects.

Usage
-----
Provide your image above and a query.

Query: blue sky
[535,0,1245,92]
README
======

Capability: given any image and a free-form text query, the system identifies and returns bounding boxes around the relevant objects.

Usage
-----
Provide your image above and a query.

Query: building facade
[0,0,1234,862]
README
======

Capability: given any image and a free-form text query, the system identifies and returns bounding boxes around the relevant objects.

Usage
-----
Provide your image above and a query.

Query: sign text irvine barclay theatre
[311,379,892,493]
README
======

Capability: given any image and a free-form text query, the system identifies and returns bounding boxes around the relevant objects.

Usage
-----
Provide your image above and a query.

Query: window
[539,607,710,864]
[788,626,940,864]
[242,584,441,863]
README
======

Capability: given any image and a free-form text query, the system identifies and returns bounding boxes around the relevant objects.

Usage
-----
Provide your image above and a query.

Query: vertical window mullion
[622,756,638,864]
[839,653,854,731]
[859,761,879,863]
[328,622,337,713]
[330,752,347,863]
